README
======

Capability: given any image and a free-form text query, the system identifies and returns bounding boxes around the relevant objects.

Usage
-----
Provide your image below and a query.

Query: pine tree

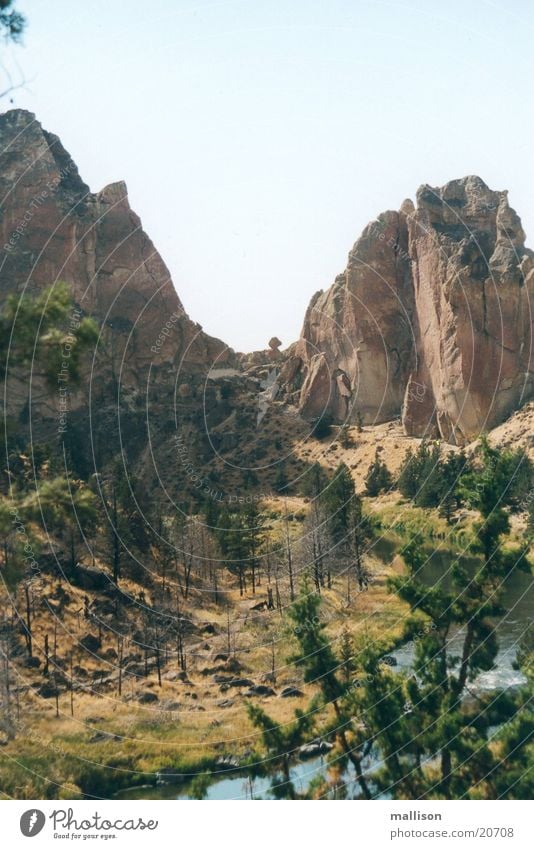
[493,625,534,798]
[311,415,332,440]
[415,442,443,507]
[216,505,265,595]
[287,580,372,798]
[302,462,329,498]
[358,439,533,798]
[321,462,354,545]
[274,464,288,494]
[397,448,419,499]
[438,451,469,522]
[528,494,534,536]
[338,424,352,448]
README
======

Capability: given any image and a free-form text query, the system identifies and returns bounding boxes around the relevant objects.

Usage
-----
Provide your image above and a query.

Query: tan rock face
[293,176,534,443]
[2,112,531,452]
[295,208,415,424]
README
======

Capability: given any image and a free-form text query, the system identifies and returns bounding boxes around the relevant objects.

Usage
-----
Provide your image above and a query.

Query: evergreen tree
[397,448,419,500]
[311,415,332,440]
[345,493,373,591]
[338,424,352,448]
[216,504,265,595]
[264,440,533,799]
[415,442,443,507]
[302,462,329,498]
[321,462,354,545]
[499,447,533,510]
[438,451,469,522]
[359,439,533,798]
[287,580,372,798]
[364,450,392,496]
[528,494,534,537]
[274,464,288,494]
[0,283,97,385]
[246,702,315,799]
[493,625,534,798]
[21,476,98,572]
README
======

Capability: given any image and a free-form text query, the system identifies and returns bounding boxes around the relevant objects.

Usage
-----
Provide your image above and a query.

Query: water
[384,542,533,691]
[115,751,383,800]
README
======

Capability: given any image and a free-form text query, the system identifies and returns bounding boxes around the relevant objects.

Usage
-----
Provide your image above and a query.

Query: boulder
[79,634,101,653]
[279,686,304,698]
[138,691,159,704]
[244,685,276,697]
[299,741,334,760]
[37,682,61,699]
[226,677,254,688]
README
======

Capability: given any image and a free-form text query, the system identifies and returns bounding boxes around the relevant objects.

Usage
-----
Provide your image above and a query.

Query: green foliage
[274,464,288,493]
[311,462,374,590]
[311,415,332,440]
[259,439,533,799]
[216,503,265,592]
[246,701,315,799]
[528,494,534,535]
[0,0,24,44]
[397,447,418,499]
[21,476,97,534]
[365,439,534,797]
[20,475,98,573]
[397,441,473,516]
[364,450,392,496]
[338,423,352,448]
[287,580,344,704]
[0,493,40,588]
[0,283,98,385]
[187,772,212,800]
[461,436,533,514]
[301,462,329,498]
[321,462,354,544]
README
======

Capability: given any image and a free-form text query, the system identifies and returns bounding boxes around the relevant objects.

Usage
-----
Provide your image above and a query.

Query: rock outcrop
[1,110,532,457]
[0,109,238,496]
[292,176,534,443]
[0,110,240,469]
[0,109,234,407]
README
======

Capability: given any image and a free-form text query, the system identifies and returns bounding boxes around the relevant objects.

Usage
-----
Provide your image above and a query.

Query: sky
[3,0,534,351]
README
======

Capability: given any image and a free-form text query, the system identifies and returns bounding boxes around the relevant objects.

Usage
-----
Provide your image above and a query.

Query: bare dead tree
[0,611,16,742]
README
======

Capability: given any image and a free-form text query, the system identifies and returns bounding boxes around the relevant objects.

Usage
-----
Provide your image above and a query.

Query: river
[115,537,533,800]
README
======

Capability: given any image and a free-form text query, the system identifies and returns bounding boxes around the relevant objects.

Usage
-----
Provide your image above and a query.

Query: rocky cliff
[0,109,237,487]
[2,110,532,461]
[291,176,534,444]
[0,109,233,385]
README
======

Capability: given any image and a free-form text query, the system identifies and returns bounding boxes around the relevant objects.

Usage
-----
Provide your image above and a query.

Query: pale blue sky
[5,0,534,351]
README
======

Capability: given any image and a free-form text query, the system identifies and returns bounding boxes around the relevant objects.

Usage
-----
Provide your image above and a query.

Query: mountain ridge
[1,109,532,457]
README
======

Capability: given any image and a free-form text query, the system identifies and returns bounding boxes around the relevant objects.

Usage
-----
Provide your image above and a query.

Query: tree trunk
[332,700,371,799]
[23,583,32,658]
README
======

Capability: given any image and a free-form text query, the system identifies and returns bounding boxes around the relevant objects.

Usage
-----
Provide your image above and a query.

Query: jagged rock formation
[0,110,233,388]
[292,176,534,444]
[0,109,237,485]
[1,110,532,460]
